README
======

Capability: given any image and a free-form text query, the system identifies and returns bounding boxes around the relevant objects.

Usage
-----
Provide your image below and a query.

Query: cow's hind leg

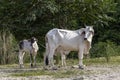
[48,48,57,70]
[44,55,49,70]
[48,50,54,67]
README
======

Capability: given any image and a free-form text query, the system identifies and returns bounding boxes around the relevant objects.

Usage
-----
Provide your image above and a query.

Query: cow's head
[31,37,38,43]
[84,26,94,42]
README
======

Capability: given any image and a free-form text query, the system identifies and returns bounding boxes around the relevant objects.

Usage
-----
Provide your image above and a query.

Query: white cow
[18,37,39,68]
[44,26,94,69]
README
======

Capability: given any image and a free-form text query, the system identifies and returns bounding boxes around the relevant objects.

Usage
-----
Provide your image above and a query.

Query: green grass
[84,56,120,65]
[1,56,120,78]
[12,69,91,78]
[12,70,52,77]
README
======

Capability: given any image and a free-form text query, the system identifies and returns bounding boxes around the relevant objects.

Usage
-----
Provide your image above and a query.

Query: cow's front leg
[78,46,85,69]
[48,51,54,67]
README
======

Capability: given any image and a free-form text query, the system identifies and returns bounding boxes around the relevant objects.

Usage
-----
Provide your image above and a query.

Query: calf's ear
[31,37,35,43]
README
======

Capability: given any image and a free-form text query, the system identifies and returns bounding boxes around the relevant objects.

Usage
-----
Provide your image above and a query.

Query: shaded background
[0,0,119,64]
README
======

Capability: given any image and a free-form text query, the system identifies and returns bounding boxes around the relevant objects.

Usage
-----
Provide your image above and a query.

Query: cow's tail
[44,36,49,65]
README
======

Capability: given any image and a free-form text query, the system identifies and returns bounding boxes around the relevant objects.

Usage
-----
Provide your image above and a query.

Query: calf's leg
[19,51,25,68]
[61,53,66,67]
[33,52,37,67]
[30,53,33,67]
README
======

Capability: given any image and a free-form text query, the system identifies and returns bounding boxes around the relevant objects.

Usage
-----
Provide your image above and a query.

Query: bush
[90,40,119,62]
[0,30,18,64]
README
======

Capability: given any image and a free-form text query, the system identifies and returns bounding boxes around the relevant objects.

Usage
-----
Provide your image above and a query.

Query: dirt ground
[0,64,120,80]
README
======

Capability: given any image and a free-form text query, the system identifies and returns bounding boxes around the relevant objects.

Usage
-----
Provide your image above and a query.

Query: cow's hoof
[72,65,79,68]
[52,67,58,70]
[20,64,24,68]
[79,65,85,69]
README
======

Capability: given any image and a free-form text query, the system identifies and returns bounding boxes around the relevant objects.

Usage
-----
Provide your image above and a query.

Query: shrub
[0,30,18,64]
[90,40,119,62]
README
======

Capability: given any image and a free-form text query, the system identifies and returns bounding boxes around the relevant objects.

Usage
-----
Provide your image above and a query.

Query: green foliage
[90,41,120,62]
[0,0,119,64]
[0,29,18,64]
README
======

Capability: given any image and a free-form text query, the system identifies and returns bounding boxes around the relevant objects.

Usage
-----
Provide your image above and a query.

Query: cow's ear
[80,31,85,36]
[81,31,85,35]
[79,28,85,35]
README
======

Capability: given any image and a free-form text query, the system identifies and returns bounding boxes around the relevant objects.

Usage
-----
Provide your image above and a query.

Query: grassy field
[0,56,120,79]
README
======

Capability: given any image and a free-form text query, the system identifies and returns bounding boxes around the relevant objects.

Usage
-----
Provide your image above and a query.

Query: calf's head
[31,37,38,43]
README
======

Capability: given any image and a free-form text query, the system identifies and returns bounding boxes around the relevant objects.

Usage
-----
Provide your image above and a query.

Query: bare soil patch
[0,64,120,80]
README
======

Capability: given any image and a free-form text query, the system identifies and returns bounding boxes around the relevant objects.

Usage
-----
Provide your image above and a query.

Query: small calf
[18,37,39,68]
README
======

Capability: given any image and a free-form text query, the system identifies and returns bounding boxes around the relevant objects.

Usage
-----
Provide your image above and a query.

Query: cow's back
[46,28,85,51]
